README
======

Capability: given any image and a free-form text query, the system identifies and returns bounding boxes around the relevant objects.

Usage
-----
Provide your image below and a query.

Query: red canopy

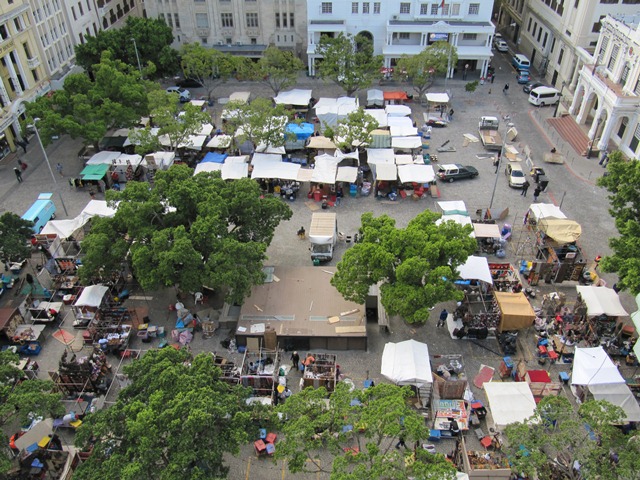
[383,91,408,101]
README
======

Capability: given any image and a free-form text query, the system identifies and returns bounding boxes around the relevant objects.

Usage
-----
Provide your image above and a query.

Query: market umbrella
[125,160,134,181]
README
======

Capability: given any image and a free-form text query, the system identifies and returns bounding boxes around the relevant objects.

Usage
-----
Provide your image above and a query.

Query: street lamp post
[489,118,513,209]
[553,81,567,118]
[30,119,69,216]
[131,38,143,76]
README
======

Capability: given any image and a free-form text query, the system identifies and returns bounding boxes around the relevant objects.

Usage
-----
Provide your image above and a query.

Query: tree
[331,211,476,324]
[0,212,34,264]
[223,98,294,151]
[25,52,154,148]
[327,108,378,152]
[596,150,640,294]
[130,90,211,154]
[73,349,254,480]
[80,165,292,302]
[180,43,243,100]
[240,46,304,95]
[74,17,179,77]
[315,33,383,96]
[0,350,64,474]
[503,396,636,480]
[397,42,457,101]
[276,382,456,479]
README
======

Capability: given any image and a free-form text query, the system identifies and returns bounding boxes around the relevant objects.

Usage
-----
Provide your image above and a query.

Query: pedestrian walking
[14,167,23,183]
[491,74,495,84]
[16,139,27,153]
[521,180,530,197]
[438,309,448,328]
[395,434,407,449]
[503,83,509,94]
[599,150,609,167]
[448,108,454,120]
[493,156,500,174]
[533,186,542,203]
[290,351,300,369]
[56,163,63,177]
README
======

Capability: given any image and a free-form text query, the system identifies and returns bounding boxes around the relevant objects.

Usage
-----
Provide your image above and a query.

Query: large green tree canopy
[0,212,34,263]
[75,17,178,77]
[25,53,155,148]
[397,42,458,100]
[315,33,383,96]
[597,150,640,294]
[80,165,292,302]
[331,210,476,324]
[180,43,245,100]
[327,107,378,151]
[276,382,456,479]
[237,46,304,96]
[73,349,254,480]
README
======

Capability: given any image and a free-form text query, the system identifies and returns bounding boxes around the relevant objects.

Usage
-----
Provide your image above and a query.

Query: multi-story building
[29,0,75,82]
[145,0,307,60]
[496,0,640,92]
[307,1,495,78]
[569,14,640,160]
[0,0,48,157]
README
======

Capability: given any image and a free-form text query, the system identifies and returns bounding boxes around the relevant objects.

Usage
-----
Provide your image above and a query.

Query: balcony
[27,56,40,69]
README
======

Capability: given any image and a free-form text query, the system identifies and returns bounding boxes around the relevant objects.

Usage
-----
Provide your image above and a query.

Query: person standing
[533,186,542,203]
[503,83,509,94]
[493,156,500,174]
[16,139,27,153]
[438,309,448,328]
[14,167,22,183]
[395,434,407,449]
[290,351,300,369]
[56,163,63,177]
[521,180,530,197]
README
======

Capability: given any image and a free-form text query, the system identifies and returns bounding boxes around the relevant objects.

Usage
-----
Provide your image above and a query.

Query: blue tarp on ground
[286,122,314,140]
[201,152,228,164]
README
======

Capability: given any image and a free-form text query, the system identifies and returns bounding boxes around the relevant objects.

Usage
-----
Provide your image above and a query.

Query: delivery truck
[309,212,337,263]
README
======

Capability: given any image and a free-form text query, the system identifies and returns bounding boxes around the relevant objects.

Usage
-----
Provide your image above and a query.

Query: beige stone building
[145,0,307,60]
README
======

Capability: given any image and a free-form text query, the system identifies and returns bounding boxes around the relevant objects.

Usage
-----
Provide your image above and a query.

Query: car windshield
[512,170,524,177]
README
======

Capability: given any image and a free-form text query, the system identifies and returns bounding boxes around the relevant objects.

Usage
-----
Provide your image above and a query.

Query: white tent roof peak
[576,286,628,317]
[571,346,625,386]
[74,285,109,308]
[381,339,433,387]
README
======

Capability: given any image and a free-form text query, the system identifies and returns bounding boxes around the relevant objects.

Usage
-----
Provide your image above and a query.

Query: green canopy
[80,163,110,181]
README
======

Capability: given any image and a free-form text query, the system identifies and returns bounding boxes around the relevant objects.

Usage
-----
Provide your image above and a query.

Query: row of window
[350,2,381,14]
[0,15,29,42]
[185,12,296,30]
[341,2,481,16]
[540,0,564,16]
[71,0,94,21]
[526,17,549,49]
[600,0,640,4]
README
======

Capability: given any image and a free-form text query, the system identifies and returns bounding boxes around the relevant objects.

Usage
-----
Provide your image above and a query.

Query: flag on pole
[440,0,446,15]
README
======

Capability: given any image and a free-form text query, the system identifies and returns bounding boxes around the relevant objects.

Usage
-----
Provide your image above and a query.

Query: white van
[528,86,561,106]
[511,54,530,70]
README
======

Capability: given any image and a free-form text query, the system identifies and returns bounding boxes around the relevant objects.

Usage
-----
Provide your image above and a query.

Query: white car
[166,86,191,102]
[494,39,509,52]
[505,163,526,188]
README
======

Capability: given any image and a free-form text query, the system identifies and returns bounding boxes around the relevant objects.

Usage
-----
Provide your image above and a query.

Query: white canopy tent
[221,162,248,180]
[86,151,122,165]
[229,91,251,103]
[484,382,537,429]
[307,136,337,150]
[206,135,232,149]
[425,92,450,104]
[255,144,287,154]
[364,109,388,127]
[274,89,312,106]
[41,200,118,239]
[367,89,384,107]
[381,339,433,387]
[437,201,468,215]
[397,164,434,184]
[437,214,475,237]
[194,163,222,175]
[81,200,118,218]
[196,123,214,136]
[144,151,175,170]
[336,166,358,183]
[311,155,340,184]
[392,136,422,149]
[457,256,493,284]
[374,163,398,181]
[366,148,395,165]
[575,286,628,317]
[251,161,300,180]
[334,149,359,161]
[74,285,109,308]
[571,346,626,386]
[589,383,640,422]
[315,97,359,127]
[385,105,411,117]
[251,153,283,165]
[394,155,414,165]
[529,203,567,222]
[387,116,414,129]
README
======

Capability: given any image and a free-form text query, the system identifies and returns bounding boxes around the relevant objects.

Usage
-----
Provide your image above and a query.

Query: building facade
[307,0,495,78]
[29,0,75,82]
[145,0,307,59]
[496,0,640,92]
[0,0,48,157]
[569,14,640,160]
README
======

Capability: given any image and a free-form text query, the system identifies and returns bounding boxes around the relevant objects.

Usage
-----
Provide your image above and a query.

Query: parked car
[437,164,479,183]
[516,70,530,84]
[177,78,203,88]
[523,81,545,94]
[166,86,191,102]
[505,163,526,188]
[494,39,509,52]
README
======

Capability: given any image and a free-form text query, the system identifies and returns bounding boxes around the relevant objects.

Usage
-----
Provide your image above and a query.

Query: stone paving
[0,49,634,479]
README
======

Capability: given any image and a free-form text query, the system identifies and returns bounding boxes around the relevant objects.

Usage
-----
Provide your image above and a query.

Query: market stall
[494,291,535,332]
[385,104,411,117]
[571,346,626,403]
[273,89,313,109]
[588,383,640,422]
[285,122,315,150]
[576,285,628,341]
[366,89,384,108]
[206,135,233,150]
[473,223,503,255]
[484,382,536,429]
[381,339,432,406]
[302,352,337,392]
[383,91,409,105]
[72,285,110,328]
[365,110,388,128]
[306,136,337,155]
[314,97,358,127]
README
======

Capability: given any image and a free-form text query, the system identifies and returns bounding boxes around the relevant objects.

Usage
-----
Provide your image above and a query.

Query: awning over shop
[307,136,337,150]
[397,164,434,184]
[473,223,501,238]
[366,148,395,165]
[80,163,110,181]
[538,218,582,244]
[576,286,628,317]
[494,291,535,331]
[274,89,312,106]
[74,285,109,307]
[374,163,397,181]
[381,339,433,387]
[457,256,493,284]
[484,382,537,428]
[572,346,625,386]
[336,166,358,183]
[392,136,421,149]
[251,161,300,180]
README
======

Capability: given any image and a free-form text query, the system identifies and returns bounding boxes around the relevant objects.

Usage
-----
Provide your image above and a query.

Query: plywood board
[335,326,366,334]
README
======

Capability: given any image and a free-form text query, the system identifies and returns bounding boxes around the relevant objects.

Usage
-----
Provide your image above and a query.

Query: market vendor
[302,354,315,371]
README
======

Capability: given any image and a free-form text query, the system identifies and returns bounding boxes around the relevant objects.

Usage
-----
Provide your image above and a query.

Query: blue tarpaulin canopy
[202,152,228,164]
[286,123,314,140]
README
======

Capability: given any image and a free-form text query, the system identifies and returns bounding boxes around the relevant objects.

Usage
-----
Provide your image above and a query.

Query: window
[635,78,640,95]
[282,14,287,27]
[468,3,480,14]
[251,37,257,44]
[622,0,640,3]
[600,0,619,3]
[620,63,630,86]
[195,13,209,29]
[0,25,9,41]
[451,3,460,15]
[598,36,609,64]
[78,1,83,15]
[166,15,172,27]
[275,13,279,28]
[352,2,358,14]
[608,44,619,70]
[420,3,429,14]
[374,2,380,13]
[71,6,77,21]
[221,13,233,28]
[442,3,449,14]
[290,13,294,26]
[23,42,32,59]
[431,4,439,15]
[558,48,564,64]
[13,17,23,32]
[462,33,477,40]
[543,32,548,48]
[174,14,180,28]
[246,13,258,28]
[537,28,542,42]
[592,22,601,33]
[158,13,164,22]
[528,18,532,31]
[617,118,627,138]
[30,68,37,83]
[321,2,332,14]
[630,123,640,152]
[398,32,410,39]
[363,2,370,13]
[574,0,579,6]
[400,3,410,14]
[533,22,537,34]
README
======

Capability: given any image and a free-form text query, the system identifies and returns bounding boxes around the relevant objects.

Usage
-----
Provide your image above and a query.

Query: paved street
[0,50,633,479]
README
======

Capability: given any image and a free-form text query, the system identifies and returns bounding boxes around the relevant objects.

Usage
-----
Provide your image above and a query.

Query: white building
[307,0,495,78]
[145,0,307,60]
[497,0,640,92]
[28,0,75,80]
[569,14,640,160]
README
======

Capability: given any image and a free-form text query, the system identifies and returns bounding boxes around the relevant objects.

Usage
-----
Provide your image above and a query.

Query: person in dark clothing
[521,180,530,196]
[533,186,542,202]
[493,156,500,174]
[395,434,407,449]
[16,139,27,153]
[503,83,509,94]
[14,167,22,182]
[290,351,300,369]
[438,309,448,327]
[449,419,460,436]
